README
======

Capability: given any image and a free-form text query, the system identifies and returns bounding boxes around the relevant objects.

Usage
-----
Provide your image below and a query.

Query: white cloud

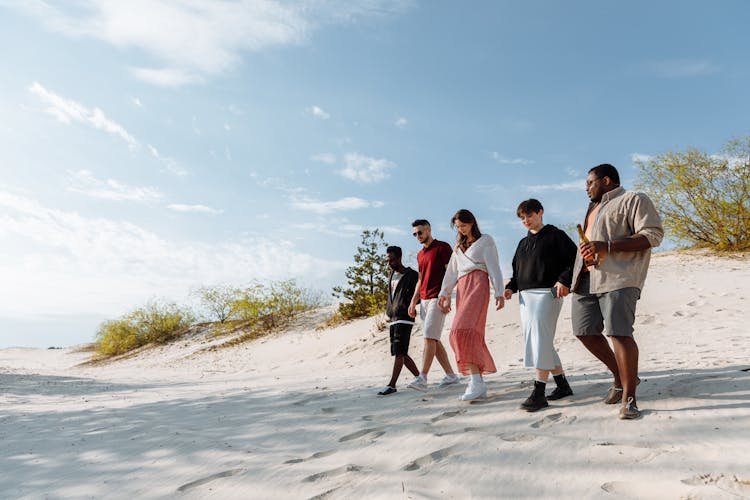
[491,152,534,165]
[644,59,718,78]
[339,153,395,183]
[29,81,138,149]
[129,67,204,87]
[168,203,224,215]
[290,196,385,214]
[524,180,583,192]
[6,1,413,86]
[67,170,163,202]
[395,117,408,128]
[0,190,342,318]
[308,105,330,120]
[311,153,337,164]
[147,144,188,177]
[132,97,143,108]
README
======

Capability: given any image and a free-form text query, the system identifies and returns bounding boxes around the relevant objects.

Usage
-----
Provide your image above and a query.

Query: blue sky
[1,1,748,348]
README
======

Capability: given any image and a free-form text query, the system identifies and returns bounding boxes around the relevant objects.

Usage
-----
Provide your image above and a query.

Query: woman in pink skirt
[438,209,505,401]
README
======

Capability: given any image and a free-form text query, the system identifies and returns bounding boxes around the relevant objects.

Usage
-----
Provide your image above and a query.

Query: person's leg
[577,335,621,387]
[434,340,456,375]
[421,338,437,376]
[611,336,639,404]
[601,287,641,405]
[535,368,551,382]
[404,354,419,377]
[572,280,622,387]
[387,356,405,388]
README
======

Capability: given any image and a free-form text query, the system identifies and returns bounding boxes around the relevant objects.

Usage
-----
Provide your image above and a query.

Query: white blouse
[439,234,504,299]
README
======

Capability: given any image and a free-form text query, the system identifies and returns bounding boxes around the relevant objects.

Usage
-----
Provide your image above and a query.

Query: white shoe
[407,375,428,392]
[459,381,487,401]
[438,374,460,388]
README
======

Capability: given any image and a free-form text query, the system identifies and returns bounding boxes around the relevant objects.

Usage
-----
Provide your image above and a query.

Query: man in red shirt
[407,219,460,391]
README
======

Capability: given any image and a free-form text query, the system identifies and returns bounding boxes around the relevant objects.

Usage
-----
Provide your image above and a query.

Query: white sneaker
[407,375,428,392]
[438,374,460,388]
[459,381,487,401]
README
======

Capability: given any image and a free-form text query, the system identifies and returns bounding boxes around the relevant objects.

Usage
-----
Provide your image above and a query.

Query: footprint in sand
[338,428,385,442]
[530,413,577,428]
[431,410,463,423]
[302,464,365,483]
[307,487,339,500]
[434,426,481,437]
[682,473,750,495]
[499,433,536,442]
[403,446,457,471]
[284,450,337,465]
[176,468,246,492]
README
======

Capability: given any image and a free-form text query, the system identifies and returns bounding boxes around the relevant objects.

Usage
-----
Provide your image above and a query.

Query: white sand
[2,251,750,499]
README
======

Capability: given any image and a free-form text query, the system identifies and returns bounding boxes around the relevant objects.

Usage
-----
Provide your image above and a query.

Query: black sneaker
[377,386,397,396]
[547,385,573,401]
[520,381,549,412]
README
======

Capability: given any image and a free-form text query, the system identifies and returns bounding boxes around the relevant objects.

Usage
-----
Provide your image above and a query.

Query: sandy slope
[1,251,749,499]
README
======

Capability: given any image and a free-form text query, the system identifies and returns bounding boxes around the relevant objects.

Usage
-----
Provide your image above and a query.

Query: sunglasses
[412,230,423,237]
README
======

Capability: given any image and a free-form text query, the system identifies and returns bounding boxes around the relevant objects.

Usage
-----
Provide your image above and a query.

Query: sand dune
[2,251,749,499]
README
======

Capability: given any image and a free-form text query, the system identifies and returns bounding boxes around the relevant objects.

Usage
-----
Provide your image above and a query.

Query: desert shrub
[95,301,195,357]
[332,229,389,319]
[232,280,324,328]
[192,284,243,323]
[635,137,750,251]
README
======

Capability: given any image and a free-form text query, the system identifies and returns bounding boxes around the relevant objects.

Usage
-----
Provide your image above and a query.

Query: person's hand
[438,295,451,314]
[503,289,513,300]
[495,296,505,310]
[580,241,606,264]
[408,303,417,318]
[554,282,570,299]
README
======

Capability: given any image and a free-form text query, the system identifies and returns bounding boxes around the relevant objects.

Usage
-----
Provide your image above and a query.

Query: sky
[1,1,749,348]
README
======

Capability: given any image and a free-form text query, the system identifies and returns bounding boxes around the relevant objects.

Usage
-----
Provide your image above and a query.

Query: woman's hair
[451,209,482,251]
[516,198,543,217]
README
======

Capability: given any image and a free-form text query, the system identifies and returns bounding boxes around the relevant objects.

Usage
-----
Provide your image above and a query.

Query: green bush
[231,280,324,327]
[192,284,242,323]
[635,137,750,251]
[95,301,195,357]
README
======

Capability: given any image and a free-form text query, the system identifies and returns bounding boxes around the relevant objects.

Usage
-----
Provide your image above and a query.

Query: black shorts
[389,323,413,356]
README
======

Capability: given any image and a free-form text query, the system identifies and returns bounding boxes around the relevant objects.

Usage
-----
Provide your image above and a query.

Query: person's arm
[482,236,505,310]
[504,243,520,299]
[437,252,458,313]
[581,194,664,260]
[408,273,421,318]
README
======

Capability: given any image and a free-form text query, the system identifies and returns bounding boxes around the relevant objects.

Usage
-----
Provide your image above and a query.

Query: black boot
[520,380,549,412]
[547,373,574,401]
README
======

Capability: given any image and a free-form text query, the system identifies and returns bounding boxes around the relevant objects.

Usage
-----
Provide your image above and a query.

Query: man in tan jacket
[571,163,664,420]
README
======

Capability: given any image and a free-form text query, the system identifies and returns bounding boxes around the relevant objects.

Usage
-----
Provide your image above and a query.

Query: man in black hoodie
[378,246,420,395]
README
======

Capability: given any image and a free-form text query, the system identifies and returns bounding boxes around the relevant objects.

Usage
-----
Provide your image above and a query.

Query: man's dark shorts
[571,273,641,338]
[389,323,413,356]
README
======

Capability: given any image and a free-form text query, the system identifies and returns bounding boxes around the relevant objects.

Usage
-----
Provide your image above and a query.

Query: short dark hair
[516,199,543,217]
[386,246,402,258]
[411,219,430,227]
[589,163,620,186]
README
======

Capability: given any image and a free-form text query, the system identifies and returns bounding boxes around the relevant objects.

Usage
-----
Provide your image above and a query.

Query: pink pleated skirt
[449,270,497,375]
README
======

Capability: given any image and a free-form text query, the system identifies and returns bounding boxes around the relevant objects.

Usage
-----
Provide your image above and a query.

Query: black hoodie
[505,224,577,292]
